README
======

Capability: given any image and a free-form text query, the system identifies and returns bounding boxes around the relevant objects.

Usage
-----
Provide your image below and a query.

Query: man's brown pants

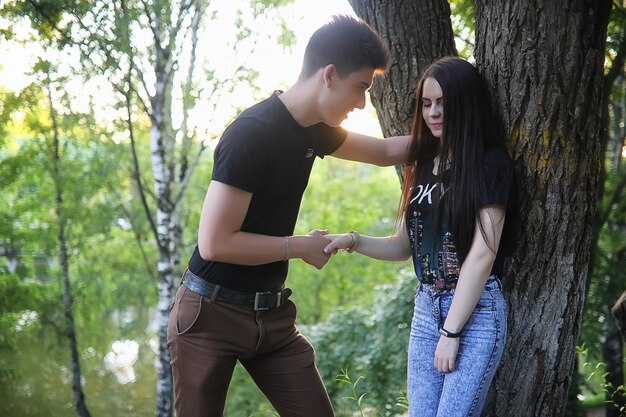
[167,285,334,417]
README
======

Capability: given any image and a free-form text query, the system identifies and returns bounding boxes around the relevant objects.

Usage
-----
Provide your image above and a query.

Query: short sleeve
[211,117,269,193]
[309,122,348,157]
[482,148,513,207]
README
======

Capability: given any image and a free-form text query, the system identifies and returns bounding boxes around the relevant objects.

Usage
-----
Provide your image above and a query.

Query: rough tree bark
[474,1,613,416]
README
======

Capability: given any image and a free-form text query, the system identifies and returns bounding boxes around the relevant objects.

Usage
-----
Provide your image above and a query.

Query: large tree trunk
[348,0,456,140]
[475,1,613,416]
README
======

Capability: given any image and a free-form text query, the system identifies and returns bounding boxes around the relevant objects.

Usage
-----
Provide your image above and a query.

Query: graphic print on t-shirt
[406,171,461,289]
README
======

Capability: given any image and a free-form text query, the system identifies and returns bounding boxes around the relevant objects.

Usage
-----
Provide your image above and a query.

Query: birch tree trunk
[474,1,613,415]
[48,84,92,417]
[144,3,204,416]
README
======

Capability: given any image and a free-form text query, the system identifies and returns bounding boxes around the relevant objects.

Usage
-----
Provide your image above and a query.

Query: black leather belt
[182,269,292,311]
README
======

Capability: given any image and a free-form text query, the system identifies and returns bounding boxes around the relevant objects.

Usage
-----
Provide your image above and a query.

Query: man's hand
[299,230,332,269]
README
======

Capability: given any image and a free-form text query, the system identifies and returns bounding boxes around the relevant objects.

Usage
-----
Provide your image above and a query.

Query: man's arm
[330,131,410,166]
[197,180,331,269]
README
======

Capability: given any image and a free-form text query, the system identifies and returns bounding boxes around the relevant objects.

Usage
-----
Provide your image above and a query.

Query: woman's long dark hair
[399,56,508,260]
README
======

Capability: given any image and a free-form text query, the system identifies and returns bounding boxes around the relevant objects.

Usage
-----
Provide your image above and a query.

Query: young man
[167,15,409,417]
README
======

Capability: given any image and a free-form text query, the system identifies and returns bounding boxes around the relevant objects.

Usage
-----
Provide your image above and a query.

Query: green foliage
[0,0,92,46]
[306,270,415,416]
[336,367,368,417]
[581,156,626,362]
[250,0,296,49]
[335,367,409,416]
[0,75,161,415]
[224,364,276,416]
[0,86,39,148]
[576,344,626,415]
[449,0,475,59]
[0,271,63,398]
[605,2,626,68]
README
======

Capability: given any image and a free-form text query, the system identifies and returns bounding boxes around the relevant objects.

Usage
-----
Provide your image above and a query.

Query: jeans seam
[467,292,500,416]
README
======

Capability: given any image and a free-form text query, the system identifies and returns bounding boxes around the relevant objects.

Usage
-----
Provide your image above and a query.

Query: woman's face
[421,77,444,138]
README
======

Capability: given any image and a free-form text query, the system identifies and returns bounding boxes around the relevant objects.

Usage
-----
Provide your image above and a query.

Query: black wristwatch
[438,327,462,338]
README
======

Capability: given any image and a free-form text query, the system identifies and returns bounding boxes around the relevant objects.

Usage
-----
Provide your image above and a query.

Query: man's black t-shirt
[405,148,513,288]
[188,92,347,293]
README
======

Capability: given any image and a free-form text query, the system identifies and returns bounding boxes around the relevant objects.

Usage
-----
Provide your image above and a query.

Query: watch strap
[438,327,462,338]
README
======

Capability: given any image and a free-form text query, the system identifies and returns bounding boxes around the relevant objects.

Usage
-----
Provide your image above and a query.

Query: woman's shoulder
[484,146,512,166]
[483,147,514,186]
[483,147,513,174]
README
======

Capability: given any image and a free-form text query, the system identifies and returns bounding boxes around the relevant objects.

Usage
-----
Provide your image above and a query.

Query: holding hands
[300,230,359,270]
[299,229,333,270]
[322,232,359,255]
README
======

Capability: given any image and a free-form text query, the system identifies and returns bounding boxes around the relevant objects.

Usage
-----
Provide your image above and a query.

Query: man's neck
[277,79,322,128]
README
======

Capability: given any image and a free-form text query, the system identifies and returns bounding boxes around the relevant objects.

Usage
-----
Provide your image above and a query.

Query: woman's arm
[434,205,506,373]
[323,223,412,262]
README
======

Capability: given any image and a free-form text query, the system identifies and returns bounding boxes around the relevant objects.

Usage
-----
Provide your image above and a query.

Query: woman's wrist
[346,230,361,253]
[438,326,462,338]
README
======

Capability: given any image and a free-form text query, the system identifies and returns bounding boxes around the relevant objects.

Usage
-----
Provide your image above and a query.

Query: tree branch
[125,70,162,250]
[611,289,626,342]
[110,184,158,280]
[172,142,208,209]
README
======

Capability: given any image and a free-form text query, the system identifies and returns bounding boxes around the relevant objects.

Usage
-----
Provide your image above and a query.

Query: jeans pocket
[176,289,205,335]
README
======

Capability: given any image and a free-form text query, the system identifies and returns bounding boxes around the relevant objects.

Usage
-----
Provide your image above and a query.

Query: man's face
[320,66,375,127]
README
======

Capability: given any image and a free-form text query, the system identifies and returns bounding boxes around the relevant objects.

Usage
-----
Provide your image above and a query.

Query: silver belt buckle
[254,291,281,310]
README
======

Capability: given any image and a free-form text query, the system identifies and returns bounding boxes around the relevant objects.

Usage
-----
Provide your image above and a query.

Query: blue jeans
[407,276,507,417]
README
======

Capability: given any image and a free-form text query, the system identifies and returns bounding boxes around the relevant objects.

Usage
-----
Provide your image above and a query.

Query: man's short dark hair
[300,15,390,80]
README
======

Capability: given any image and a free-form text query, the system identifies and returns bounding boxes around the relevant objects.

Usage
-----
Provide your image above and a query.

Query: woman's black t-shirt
[405,148,513,288]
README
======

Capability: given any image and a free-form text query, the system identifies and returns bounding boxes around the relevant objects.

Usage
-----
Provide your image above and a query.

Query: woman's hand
[434,335,460,373]
[323,233,353,254]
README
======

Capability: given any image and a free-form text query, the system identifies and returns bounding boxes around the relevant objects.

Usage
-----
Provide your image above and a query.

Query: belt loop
[495,275,502,291]
[210,285,221,302]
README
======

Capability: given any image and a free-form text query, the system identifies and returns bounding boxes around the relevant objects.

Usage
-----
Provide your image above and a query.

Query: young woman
[323,56,514,416]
